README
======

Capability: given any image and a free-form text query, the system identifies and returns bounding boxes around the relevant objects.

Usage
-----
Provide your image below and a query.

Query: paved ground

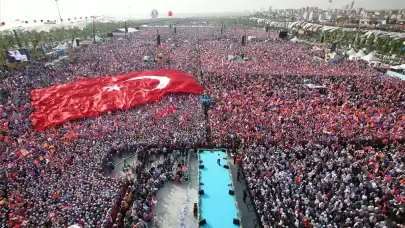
[228,155,260,228]
[151,150,199,228]
[110,149,257,228]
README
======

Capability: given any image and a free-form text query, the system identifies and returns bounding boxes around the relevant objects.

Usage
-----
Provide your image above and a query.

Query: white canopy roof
[391,64,405,70]
[94,35,102,42]
[255,19,405,39]
[363,52,380,62]
[346,48,356,56]
[247,36,257,41]
[305,84,327,89]
[53,43,66,50]
[117,27,139,33]
[356,50,366,57]
[290,37,300,43]
[68,225,80,228]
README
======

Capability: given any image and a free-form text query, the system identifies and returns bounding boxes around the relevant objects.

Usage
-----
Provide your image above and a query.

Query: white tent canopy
[290,37,300,43]
[391,64,405,70]
[305,84,327,89]
[346,48,356,56]
[227,55,235,60]
[356,50,366,58]
[68,225,80,228]
[53,43,66,50]
[94,35,102,42]
[247,36,257,41]
[117,27,139,33]
[327,52,337,59]
[363,52,380,62]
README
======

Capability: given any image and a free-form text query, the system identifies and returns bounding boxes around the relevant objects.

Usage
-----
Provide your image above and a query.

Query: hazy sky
[0,0,404,21]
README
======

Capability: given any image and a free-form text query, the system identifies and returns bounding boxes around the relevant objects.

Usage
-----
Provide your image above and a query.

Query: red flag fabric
[167,104,175,114]
[180,112,189,127]
[30,70,203,131]
[155,109,167,120]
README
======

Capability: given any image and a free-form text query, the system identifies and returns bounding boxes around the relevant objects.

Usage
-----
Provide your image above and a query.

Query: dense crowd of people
[122,148,188,228]
[0,26,404,227]
[243,143,405,227]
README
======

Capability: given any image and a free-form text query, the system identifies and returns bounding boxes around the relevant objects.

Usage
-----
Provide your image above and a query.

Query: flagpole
[54,0,63,24]
[127,2,131,38]
[125,21,127,38]
[92,17,96,44]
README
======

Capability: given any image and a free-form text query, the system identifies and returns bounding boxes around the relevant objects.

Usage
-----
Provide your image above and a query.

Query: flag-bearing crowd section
[30,70,203,131]
[1,27,405,228]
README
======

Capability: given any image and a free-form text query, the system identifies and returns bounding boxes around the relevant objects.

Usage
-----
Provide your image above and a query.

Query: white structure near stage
[112,27,139,37]
[363,52,380,63]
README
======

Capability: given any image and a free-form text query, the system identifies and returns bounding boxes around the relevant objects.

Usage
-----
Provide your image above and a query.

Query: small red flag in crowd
[180,112,189,127]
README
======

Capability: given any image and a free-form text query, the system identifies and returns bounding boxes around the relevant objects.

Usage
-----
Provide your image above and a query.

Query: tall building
[326,12,337,20]
[319,13,325,22]
[303,11,309,21]
[350,1,355,10]
[308,12,319,21]
[269,6,272,12]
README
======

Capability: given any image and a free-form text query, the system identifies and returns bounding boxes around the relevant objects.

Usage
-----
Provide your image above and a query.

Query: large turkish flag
[30,70,203,131]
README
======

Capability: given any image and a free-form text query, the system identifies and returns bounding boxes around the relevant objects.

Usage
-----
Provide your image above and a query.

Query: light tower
[54,0,63,23]
[350,1,355,10]
[328,0,332,11]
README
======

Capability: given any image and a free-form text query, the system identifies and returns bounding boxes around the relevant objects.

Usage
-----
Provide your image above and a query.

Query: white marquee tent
[53,43,67,50]
[363,52,380,62]
[356,50,366,58]
[391,64,405,70]
[290,37,300,43]
[68,225,80,228]
[227,55,235,61]
[247,36,257,41]
[346,48,356,56]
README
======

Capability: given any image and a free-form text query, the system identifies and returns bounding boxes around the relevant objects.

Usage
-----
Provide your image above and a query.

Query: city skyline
[0,0,404,21]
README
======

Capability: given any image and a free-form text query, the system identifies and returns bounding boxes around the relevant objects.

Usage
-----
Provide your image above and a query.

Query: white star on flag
[103,84,121,92]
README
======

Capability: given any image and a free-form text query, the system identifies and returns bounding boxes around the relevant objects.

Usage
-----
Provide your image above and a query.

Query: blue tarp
[54,49,66,55]
[327,58,340,63]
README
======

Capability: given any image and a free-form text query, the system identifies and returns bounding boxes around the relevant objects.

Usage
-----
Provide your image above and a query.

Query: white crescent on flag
[126,76,170,90]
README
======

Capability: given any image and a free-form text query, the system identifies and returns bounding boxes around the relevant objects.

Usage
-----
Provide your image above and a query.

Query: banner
[5,49,30,63]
